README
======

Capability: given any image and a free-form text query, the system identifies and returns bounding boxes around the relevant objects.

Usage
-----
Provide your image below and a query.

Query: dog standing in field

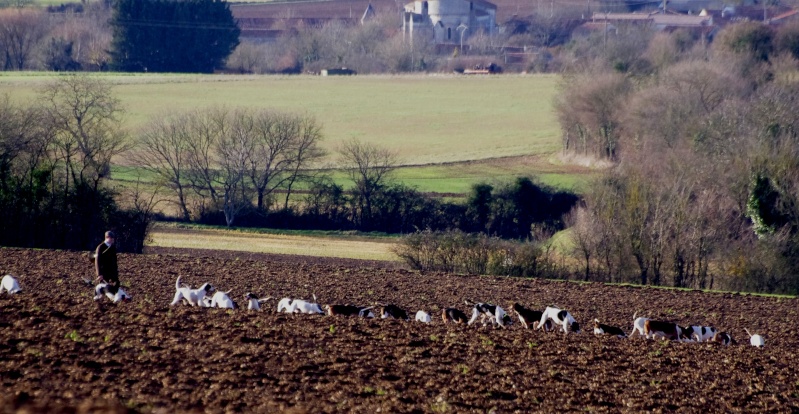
[415,310,432,323]
[683,325,718,343]
[630,314,649,338]
[244,293,270,311]
[710,331,733,346]
[291,299,324,314]
[593,319,627,337]
[209,290,236,309]
[94,282,131,304]
[644,320,684,341]
[277,297,293,313]
[510,303,552,330]
[442,307,469,324]
[538,306,580,334]
[0,274,21,294]
[170,276,214,307]
[278,297,324,314]
[379,304,410,321]
[745,328,765,348]
[466,300,510,328]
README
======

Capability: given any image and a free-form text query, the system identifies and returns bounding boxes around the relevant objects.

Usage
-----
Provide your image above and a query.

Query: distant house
[402,0,497,44]
[591,12,713,30]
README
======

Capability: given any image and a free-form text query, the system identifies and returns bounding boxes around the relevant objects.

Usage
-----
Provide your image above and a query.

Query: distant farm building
[402,0,497,44]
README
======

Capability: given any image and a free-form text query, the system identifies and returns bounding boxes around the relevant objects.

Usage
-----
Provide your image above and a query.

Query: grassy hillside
[0,72,597,193]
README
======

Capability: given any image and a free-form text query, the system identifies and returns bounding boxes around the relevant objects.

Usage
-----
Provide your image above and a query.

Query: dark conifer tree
[110,0,239,73]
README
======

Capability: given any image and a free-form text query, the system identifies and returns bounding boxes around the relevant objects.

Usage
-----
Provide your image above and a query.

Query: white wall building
[403,0,496,44]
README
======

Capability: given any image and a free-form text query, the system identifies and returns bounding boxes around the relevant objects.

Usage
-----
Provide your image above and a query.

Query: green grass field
[0,73,560,165]
[1,72,597,195]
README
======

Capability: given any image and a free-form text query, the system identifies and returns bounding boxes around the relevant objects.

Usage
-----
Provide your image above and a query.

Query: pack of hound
[0,273,768,348]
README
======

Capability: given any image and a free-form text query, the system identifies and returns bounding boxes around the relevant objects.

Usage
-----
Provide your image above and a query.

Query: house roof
[770,9,799,23]
[654,14,712,27]
[592,12,712,27]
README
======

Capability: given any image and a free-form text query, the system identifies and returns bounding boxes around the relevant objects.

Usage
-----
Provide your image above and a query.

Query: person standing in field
[95,231,119,287]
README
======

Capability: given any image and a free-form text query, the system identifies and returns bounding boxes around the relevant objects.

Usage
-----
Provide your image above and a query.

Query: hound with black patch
[244,293,271,311]
[537,306,580,334]
[169,276,214,307]
[710,331,733,346]
[0,274,21,294]
[510,303,552,330]
[465,300,509,328]
[325,304,375,318]
[644,320,684,341]
[683,325,718,343]
[379,304,410,321]
[277,297,293,313]
[442,307,469,324]
[593,319,627,337]
[94,283,130,304]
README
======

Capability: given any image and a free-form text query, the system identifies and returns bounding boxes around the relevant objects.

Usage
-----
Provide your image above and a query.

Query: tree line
[0,0,238,73]
[0,72,578,252]
[557,21,799,294]
[0,0,588,74]
[135,108,578,238]
[0,75,153,252]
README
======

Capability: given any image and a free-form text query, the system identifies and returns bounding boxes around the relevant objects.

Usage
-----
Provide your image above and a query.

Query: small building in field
[402,0,497,44]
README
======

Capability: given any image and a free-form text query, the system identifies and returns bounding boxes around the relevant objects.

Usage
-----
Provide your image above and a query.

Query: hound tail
[629,312,639,338]
[175,276,182,290]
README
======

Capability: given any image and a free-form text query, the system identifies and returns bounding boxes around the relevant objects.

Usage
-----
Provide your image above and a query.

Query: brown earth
[1,247,798,413]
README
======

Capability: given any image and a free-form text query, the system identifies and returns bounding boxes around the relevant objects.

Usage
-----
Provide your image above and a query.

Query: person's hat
[105,231,116,238]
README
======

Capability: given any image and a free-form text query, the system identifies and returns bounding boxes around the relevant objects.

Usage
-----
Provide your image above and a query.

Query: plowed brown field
[1,247,798,413]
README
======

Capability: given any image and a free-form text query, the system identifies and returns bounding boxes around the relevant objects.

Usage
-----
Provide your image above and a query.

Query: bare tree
[0,8,48,70]
[339,139,398,228]
[276,114,325,210]
[184,108,226,216]
[556,70,631,160]
[39,74,127,192]
[216,111,253,226]
[565,206,597,281]
[134,112,193,221]
[226,41,268,74]
[47,8,112,71]
[224,109,326,213]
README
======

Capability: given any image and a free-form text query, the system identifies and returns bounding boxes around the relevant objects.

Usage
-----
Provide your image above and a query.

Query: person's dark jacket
[95,242,119,285]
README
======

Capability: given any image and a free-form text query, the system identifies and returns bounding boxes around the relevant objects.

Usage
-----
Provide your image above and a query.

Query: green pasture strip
[109,154,596,198]
[0,73,560,166]
[602,282,797,299]
[148,222,400,261]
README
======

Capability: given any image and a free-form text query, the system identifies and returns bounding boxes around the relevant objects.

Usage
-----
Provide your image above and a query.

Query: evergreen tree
[110,0,239,73]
